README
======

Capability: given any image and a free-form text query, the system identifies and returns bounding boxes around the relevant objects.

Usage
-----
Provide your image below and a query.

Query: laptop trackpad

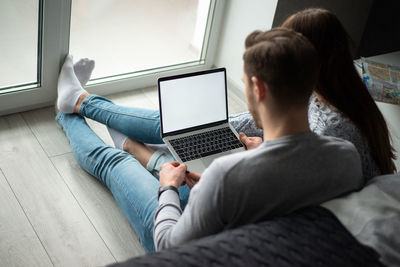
[187,161,207,174]
[186,155,222,173]
[201,157,215,168]
[186,157,215,173]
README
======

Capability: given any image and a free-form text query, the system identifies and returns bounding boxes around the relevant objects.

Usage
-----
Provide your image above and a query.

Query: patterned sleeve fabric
[308,94,380,183]
[228,94,381,183]
[228,111,264,138]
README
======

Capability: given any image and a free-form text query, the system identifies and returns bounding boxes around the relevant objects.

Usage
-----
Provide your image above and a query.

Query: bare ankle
[74,92,89,113]
[123,138,133,153]
[122,139,154,167]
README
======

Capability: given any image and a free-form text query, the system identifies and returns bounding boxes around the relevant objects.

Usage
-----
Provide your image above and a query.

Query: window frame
[0,0,225,115]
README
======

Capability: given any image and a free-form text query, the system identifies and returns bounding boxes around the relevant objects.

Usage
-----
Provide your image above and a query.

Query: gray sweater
[153,132,363,250]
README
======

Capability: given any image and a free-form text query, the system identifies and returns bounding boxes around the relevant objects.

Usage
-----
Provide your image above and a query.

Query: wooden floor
[0,85,247,267]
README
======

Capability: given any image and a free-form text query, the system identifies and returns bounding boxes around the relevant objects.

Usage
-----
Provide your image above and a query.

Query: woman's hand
[239,132,263,150]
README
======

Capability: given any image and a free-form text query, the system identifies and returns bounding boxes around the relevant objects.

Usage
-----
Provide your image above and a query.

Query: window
[0,0,223,115]
[0,0,41,93]
[70,0,212,85]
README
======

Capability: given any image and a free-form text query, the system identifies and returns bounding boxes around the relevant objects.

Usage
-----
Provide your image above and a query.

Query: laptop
[158,67,245,173]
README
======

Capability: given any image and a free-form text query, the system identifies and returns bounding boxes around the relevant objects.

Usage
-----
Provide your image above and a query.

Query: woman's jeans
[56,95,191,252]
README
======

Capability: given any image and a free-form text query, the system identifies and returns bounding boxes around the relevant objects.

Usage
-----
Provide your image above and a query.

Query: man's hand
[185,171,201,189]
[239,132,263,150]
[160,161,187,188]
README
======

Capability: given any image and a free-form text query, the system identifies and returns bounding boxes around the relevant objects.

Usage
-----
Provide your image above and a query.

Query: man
[56,28,362,253]
[153,28,362,250]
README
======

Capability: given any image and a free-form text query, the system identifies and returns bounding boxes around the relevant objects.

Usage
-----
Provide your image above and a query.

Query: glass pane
[70,0,211,82]
[0,0,40,90]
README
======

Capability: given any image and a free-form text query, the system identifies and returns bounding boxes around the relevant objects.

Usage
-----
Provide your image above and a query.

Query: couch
[107,174,400,267]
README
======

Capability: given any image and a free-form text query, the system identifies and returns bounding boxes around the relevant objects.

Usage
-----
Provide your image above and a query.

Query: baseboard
[0,101,54,116]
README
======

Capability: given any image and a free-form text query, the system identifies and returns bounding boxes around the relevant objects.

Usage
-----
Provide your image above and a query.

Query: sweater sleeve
[229,112,264,138]
[308,95,380,182]
[153,161,226,251]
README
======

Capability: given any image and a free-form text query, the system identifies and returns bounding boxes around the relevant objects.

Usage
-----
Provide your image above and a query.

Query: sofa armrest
[107,206,383,267]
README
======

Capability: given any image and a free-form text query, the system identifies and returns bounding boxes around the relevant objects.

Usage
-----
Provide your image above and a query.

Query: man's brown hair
[243,27,319,108]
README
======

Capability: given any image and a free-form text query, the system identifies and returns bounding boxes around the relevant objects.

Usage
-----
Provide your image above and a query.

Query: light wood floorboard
[0,169,53,267]
[22,107,71,157]
[0,114,116,266]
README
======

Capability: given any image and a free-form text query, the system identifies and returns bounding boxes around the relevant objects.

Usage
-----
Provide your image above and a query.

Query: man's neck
[259,105,311,141]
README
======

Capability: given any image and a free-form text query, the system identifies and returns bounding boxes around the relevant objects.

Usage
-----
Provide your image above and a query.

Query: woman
[231,8,397,182]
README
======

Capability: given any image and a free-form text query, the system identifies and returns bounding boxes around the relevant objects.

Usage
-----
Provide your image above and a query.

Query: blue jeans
[56,95,190,252]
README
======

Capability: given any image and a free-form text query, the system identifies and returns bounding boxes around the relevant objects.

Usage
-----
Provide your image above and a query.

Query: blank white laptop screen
[159,70,227,134]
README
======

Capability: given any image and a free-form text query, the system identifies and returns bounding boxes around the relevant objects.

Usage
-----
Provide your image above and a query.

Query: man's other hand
[239,132,263,150]
[185,171,201,189]
[160,161,187,188]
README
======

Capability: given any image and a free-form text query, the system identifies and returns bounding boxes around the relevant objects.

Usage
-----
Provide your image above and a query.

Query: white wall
[215,0,278,91]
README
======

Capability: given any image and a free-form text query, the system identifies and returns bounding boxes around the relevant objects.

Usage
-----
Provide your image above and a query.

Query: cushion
[322,173,400,267]
[108,206,382,267]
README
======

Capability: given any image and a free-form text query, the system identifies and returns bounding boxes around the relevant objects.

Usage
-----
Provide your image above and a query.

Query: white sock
[107,127,128,150]
[57,55,86,113]
[74,58,95,86]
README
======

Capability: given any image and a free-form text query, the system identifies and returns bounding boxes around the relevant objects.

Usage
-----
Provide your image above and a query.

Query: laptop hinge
[162,120,227,138]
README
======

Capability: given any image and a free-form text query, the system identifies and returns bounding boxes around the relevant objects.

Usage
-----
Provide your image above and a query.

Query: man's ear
[251,76,266,102]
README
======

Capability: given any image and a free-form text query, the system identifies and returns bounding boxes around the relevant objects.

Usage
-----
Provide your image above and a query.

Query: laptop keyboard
[169,127,244,162]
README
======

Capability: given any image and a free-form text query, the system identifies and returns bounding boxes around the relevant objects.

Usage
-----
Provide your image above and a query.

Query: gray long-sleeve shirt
[153,132,363,250]
[229,94,380,182]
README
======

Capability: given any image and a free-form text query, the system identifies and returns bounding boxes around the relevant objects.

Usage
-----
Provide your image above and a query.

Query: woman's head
[281,8,355,98]
[282,8,354,65]
[281,8,397,176]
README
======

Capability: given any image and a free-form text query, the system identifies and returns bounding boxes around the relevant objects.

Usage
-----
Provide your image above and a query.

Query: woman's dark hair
[282,8,396,174]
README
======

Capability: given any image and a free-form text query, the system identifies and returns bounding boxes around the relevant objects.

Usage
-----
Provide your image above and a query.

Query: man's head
[242,28,319,128]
